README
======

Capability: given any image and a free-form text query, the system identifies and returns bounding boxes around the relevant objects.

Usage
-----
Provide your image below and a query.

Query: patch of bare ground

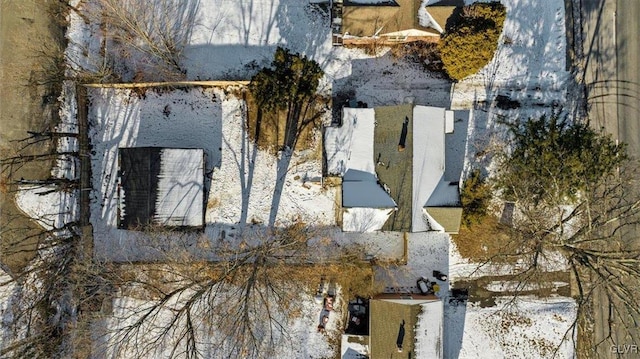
[453,271,572,308]
[452,215,572,307]
[244,89,328,159]
[389,40,446,74]
[0,0,68,273]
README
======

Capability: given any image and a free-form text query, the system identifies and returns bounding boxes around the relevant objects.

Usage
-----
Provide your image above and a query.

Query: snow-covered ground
[452,0,568,107]
[87,86,337,261]
[376,232,450,297]
[15,186,78,231]
[376,233,576,359]
[445,296,576,359]
[94,290,339,359]
[0,0,580,357]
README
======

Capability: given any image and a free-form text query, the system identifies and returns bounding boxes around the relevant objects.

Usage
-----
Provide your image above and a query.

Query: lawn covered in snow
[452,0,568,107]
[87,86,337,261]
[93,290,340,359]
[29,0,581,357]
[445,296,576,359]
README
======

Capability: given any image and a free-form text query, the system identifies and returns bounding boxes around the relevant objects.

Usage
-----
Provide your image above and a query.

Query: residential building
[325,104,463,233]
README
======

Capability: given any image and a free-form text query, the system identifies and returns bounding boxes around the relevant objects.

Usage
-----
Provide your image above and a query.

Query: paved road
[583,0,640,155]
[580,0,640,357]
[581,0,617,136]
[616,0,640,156]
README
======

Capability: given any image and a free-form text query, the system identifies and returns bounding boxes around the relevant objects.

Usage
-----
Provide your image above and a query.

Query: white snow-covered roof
[326,108,396,228]
[154,148,204,226]
[342,207,395,232]
[426,177,460,207]
[415,300,444,359]
[341,335,369,359]
[325,108,377,177]
[342,179,396,208]
[412,106,446,232]
[119,147,204,228]
[418,2,445,33]
[327,105,460,233]
[380,29,440,37]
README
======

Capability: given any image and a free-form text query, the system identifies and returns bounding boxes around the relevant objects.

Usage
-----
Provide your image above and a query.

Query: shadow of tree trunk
[268,149,293,227]
[267,98,317,227]
[240,96,261,225]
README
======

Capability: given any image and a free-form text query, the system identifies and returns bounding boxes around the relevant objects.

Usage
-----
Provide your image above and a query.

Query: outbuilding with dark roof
[117,147,205,230]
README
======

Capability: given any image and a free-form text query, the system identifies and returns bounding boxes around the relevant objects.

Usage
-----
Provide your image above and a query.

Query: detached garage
[117,147,205,230]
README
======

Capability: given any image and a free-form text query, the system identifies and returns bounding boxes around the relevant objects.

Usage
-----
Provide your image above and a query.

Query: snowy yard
[0,0,580,357]
[93,291,341,359]
[445,296,576,358]
[87,86,337,261]
[452,0,568,107]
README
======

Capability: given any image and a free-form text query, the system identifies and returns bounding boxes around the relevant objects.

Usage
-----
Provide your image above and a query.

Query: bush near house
[438,2,507,81]
[460,168,492,228]
[389,41,445,73]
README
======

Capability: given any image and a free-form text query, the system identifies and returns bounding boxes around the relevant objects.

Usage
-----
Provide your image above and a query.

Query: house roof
[325,108,377,177]
[324,105,461,233]
[425,207,463,234]
[369,298,443,358]
[414,298,444,358]
[342,207,395,232]
[342,0,457,38]
[373,104,415,231]
[341,335,369,359]
[424,5,456,32]
[326,108,396,231]
[118,147,204,229]
[342,178,397,208]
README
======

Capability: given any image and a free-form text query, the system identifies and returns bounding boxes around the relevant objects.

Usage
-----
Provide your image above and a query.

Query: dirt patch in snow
[243,91,329,156]
[0,0,67,272]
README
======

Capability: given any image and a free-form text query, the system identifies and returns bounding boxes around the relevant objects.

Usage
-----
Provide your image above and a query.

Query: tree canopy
[496,114,626,205]
[249,47,323,113]
[460,168,492,228]
[248,47,325,153]
[490,114,639,352]
[438,2,506,81]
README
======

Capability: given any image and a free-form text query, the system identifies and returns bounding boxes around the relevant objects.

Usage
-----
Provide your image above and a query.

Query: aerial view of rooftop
[1,0,639,358]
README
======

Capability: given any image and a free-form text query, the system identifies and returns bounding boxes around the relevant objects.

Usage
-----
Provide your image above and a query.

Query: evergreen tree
[438,2,506,81]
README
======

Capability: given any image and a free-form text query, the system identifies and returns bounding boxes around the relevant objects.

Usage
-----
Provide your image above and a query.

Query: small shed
[117,147,205,230]
[369,295,443,358]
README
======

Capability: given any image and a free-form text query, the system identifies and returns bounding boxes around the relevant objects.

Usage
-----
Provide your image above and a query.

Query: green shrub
[438,2,506,81]
[461,168,492,228]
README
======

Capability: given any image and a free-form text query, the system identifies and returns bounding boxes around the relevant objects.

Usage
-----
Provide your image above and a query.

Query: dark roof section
[118,147,205,230]
[374,104,414,231]
[369,299,422,358]
[118,147,162,229]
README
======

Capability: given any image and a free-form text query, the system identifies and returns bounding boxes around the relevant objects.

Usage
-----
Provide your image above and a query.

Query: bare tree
[483,114,640,356]
[92,224,375,359]
[0,218,84,358]
[86,0,200,82]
